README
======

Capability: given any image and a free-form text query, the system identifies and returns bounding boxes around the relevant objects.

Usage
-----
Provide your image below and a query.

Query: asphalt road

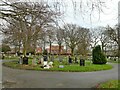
[2,62,118,88]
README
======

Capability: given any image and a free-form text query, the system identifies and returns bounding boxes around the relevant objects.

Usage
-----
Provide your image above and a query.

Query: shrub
[92,45,107,64]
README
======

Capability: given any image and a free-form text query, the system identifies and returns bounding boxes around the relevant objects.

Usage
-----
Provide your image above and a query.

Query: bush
[92,45,107,64]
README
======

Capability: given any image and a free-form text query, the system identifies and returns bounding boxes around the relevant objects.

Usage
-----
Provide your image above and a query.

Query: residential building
[46,45,65,54]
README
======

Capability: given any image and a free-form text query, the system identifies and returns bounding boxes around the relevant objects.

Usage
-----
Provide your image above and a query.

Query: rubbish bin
[80,59,85,66]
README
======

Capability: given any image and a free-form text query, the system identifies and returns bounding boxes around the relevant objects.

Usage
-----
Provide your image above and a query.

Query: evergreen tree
[92,45,107,64]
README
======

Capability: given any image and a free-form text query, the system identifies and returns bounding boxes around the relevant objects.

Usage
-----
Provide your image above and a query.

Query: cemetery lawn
[2,56,19,60]
[107,59,120,63]
[96,80,120,88]
[3,60,113,72]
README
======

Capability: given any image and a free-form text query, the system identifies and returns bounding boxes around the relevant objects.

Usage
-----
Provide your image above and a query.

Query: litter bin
[80,59,85,66]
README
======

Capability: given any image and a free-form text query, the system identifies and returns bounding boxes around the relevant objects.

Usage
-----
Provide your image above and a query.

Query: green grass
[3,60,113,72]
[49,64,112,72]
[3,55,34,60]
[96,80,120,89]
[3,56,19,60]
[107,59,120,63]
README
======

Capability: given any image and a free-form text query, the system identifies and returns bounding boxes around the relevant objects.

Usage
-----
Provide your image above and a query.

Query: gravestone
[29,53,31,56]
[59,65,64,68]
[51,55,54,61]
[2,55,4,59]
[48,61,53,68]
[80,59,85,66]
[32,58,37,66]
[43,55,48,61]
[43,55,48,66]
[40,57,44,65]
[19,56,23,65]
[23,56,28,65]
[68,56,72,64]
[59,56,62,62]
[75,57,78,64]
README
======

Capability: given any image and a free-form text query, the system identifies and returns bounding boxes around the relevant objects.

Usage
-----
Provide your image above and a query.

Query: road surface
[2,61,118,88]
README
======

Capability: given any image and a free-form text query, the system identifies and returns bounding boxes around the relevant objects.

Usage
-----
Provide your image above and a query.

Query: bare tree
[106,25,119,58]
[106,25,118,45]
[62,23,89,55]
[46,26,56,55]
[54,27,64,61]
[55,27,64,55]
[97,26,109,52]
[0,1,61,56]
[1,19,22,54]
[90,29,100,49]
[77,29,91,57]
[39,29,48,52]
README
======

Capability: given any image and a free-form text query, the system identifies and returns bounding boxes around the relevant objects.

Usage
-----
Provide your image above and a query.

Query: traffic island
[3,61,113,72]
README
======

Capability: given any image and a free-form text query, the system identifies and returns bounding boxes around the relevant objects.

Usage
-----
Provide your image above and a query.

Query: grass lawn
[3,55,34,60]
[107,59,120,64]
[3,59,113,72]
[96,80,120,88]
[3,56,19,60]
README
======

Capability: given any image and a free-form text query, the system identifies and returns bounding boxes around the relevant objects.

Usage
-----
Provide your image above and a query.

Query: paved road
[2,62,118,88]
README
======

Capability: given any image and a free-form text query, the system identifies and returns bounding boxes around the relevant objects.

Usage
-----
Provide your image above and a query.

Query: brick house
[46,45,65,54]
[35,47,42,54]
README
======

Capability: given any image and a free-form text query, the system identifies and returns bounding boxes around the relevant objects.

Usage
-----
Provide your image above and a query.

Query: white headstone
[32,58,37,65]
[41,57,44,65]
[16,53,18,56]
[29,53,31,56]
[43,61,48,66]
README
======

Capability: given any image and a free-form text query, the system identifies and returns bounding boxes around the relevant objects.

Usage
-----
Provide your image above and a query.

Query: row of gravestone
[18,56,85,66]
[68,56,85,66]
[18,55,48,65]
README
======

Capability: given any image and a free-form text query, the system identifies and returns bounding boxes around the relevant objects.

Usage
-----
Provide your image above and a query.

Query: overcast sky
[21,0,120,28]
[0,0,119,28]
[63,0,118,28]
[20,0,119,28]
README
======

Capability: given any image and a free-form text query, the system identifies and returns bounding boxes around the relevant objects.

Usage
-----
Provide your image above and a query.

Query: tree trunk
[23,48,26,56]
[101,42,104,52]
[18,45,21,53]
[18,41,21,53]
[71,47,74,56]
[23,42,27,56]
[33,44,36,55]
[59,44,61,55]
[14,46,17,54]
[58,44,61,62]
[43,41,46,52]
[50,41,52,55]
[66,44,67,54]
